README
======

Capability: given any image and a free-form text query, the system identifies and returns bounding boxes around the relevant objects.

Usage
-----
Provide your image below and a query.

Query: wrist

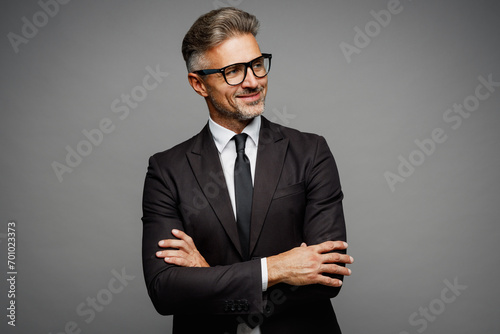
[266,254,285,288]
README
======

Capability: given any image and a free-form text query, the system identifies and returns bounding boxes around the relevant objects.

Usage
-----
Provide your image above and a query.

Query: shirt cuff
[260,257,268,292]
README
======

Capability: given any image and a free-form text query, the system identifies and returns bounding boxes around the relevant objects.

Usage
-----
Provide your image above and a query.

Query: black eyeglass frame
[192,53,272,86]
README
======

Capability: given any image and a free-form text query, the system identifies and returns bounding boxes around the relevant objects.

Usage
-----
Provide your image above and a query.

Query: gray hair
[182,7,260,72]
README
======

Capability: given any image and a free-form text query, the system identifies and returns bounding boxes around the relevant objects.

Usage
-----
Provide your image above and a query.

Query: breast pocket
[272,181,305,199]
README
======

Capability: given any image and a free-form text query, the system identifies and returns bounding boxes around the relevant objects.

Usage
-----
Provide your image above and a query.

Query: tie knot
[233,133,248,153]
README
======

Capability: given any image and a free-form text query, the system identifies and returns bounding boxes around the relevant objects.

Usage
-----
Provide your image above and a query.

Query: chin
[237,109,263,121]
[237,101,265,120]
[237,112,260,121]
[210,97,265,122]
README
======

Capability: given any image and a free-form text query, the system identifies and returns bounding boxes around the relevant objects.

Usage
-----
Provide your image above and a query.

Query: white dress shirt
[208,116,267,334]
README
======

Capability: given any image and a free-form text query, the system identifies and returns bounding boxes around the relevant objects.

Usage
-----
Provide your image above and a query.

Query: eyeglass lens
[224,57,270,85]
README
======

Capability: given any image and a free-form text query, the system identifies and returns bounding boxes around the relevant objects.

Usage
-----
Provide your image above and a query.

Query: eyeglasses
[193,53,272,86]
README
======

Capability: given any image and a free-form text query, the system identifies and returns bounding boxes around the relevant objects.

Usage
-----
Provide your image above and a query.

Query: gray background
[1,0,499,333]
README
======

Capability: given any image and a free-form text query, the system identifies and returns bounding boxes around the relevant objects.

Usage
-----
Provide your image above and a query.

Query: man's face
[201,34,268,121]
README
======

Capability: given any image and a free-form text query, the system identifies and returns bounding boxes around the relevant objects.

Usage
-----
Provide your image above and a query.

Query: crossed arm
[144,135,352,314]
[156,228,353,288]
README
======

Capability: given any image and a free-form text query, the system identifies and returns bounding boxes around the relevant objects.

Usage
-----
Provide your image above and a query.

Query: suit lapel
[186,118,289,260]
[250,117,288,256]
[186,124,243,257]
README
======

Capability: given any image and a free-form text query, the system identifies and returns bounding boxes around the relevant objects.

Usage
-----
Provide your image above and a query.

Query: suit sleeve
[278,135,347,302]
[142,155,263,316]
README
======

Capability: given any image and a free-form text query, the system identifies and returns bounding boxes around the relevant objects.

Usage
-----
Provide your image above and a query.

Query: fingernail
[338,280,343,286]
[156,251,161,256]
[164,257,170,262]
[172,229,178,234]
[343,242,348,248]
[158,240,164,246]
[348,269,352,275]
[350,256,354,263]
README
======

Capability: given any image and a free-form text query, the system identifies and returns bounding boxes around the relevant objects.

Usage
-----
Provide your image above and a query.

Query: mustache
[234,86,264,97]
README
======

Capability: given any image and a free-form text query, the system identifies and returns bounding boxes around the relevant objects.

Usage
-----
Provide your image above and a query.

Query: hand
[267,241,353,288]
[156,229,209,268]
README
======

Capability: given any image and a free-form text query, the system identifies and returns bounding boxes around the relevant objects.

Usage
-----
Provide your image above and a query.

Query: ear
[188,73,209,97]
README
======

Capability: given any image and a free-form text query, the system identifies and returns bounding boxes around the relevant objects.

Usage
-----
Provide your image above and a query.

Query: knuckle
[323,276,332,286]
[325,241,335,250]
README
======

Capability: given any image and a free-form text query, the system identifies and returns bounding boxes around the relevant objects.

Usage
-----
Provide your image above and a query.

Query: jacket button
[225,300,234,312]
[241,299,249,312]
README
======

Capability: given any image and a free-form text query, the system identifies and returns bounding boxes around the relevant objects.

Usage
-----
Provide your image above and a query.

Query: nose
[240,66,259,89]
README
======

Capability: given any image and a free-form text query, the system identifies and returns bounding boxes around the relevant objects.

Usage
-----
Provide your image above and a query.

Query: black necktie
[233,133,253,260]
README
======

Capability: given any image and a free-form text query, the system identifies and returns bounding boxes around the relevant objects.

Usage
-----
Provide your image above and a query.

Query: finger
[320,264,352,276]
[314,240,348,254]
[164,256,191,267]
[315,275,343,287]
[156,249,187,259]
[171,229,196,248]
[158,239,189,251]
[322,253,354,264]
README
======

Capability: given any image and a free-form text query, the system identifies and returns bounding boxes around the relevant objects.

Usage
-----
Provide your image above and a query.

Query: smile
[236,91,261,103]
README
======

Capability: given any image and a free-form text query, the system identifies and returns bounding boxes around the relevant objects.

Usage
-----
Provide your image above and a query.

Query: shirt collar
[208,115,261,153]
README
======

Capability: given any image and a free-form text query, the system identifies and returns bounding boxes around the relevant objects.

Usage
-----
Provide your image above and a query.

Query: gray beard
[208,89,265,121]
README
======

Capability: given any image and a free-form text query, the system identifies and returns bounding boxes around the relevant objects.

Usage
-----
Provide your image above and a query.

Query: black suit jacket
[142,117,346,333]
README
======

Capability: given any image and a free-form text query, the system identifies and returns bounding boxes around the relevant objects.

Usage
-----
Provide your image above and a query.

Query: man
[142,7,353,334]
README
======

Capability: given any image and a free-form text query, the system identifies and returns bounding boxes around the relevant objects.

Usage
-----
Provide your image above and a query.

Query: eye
[225,65,243,77]
[253,60,264,68]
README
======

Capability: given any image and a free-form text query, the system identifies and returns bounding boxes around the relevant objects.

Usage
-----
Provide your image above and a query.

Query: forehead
[204,33,262,68]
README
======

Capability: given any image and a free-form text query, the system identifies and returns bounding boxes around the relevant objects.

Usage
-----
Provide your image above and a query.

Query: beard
[208,86,266,121]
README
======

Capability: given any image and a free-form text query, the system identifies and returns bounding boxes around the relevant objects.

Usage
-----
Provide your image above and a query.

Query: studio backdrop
[1,0,499,333]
